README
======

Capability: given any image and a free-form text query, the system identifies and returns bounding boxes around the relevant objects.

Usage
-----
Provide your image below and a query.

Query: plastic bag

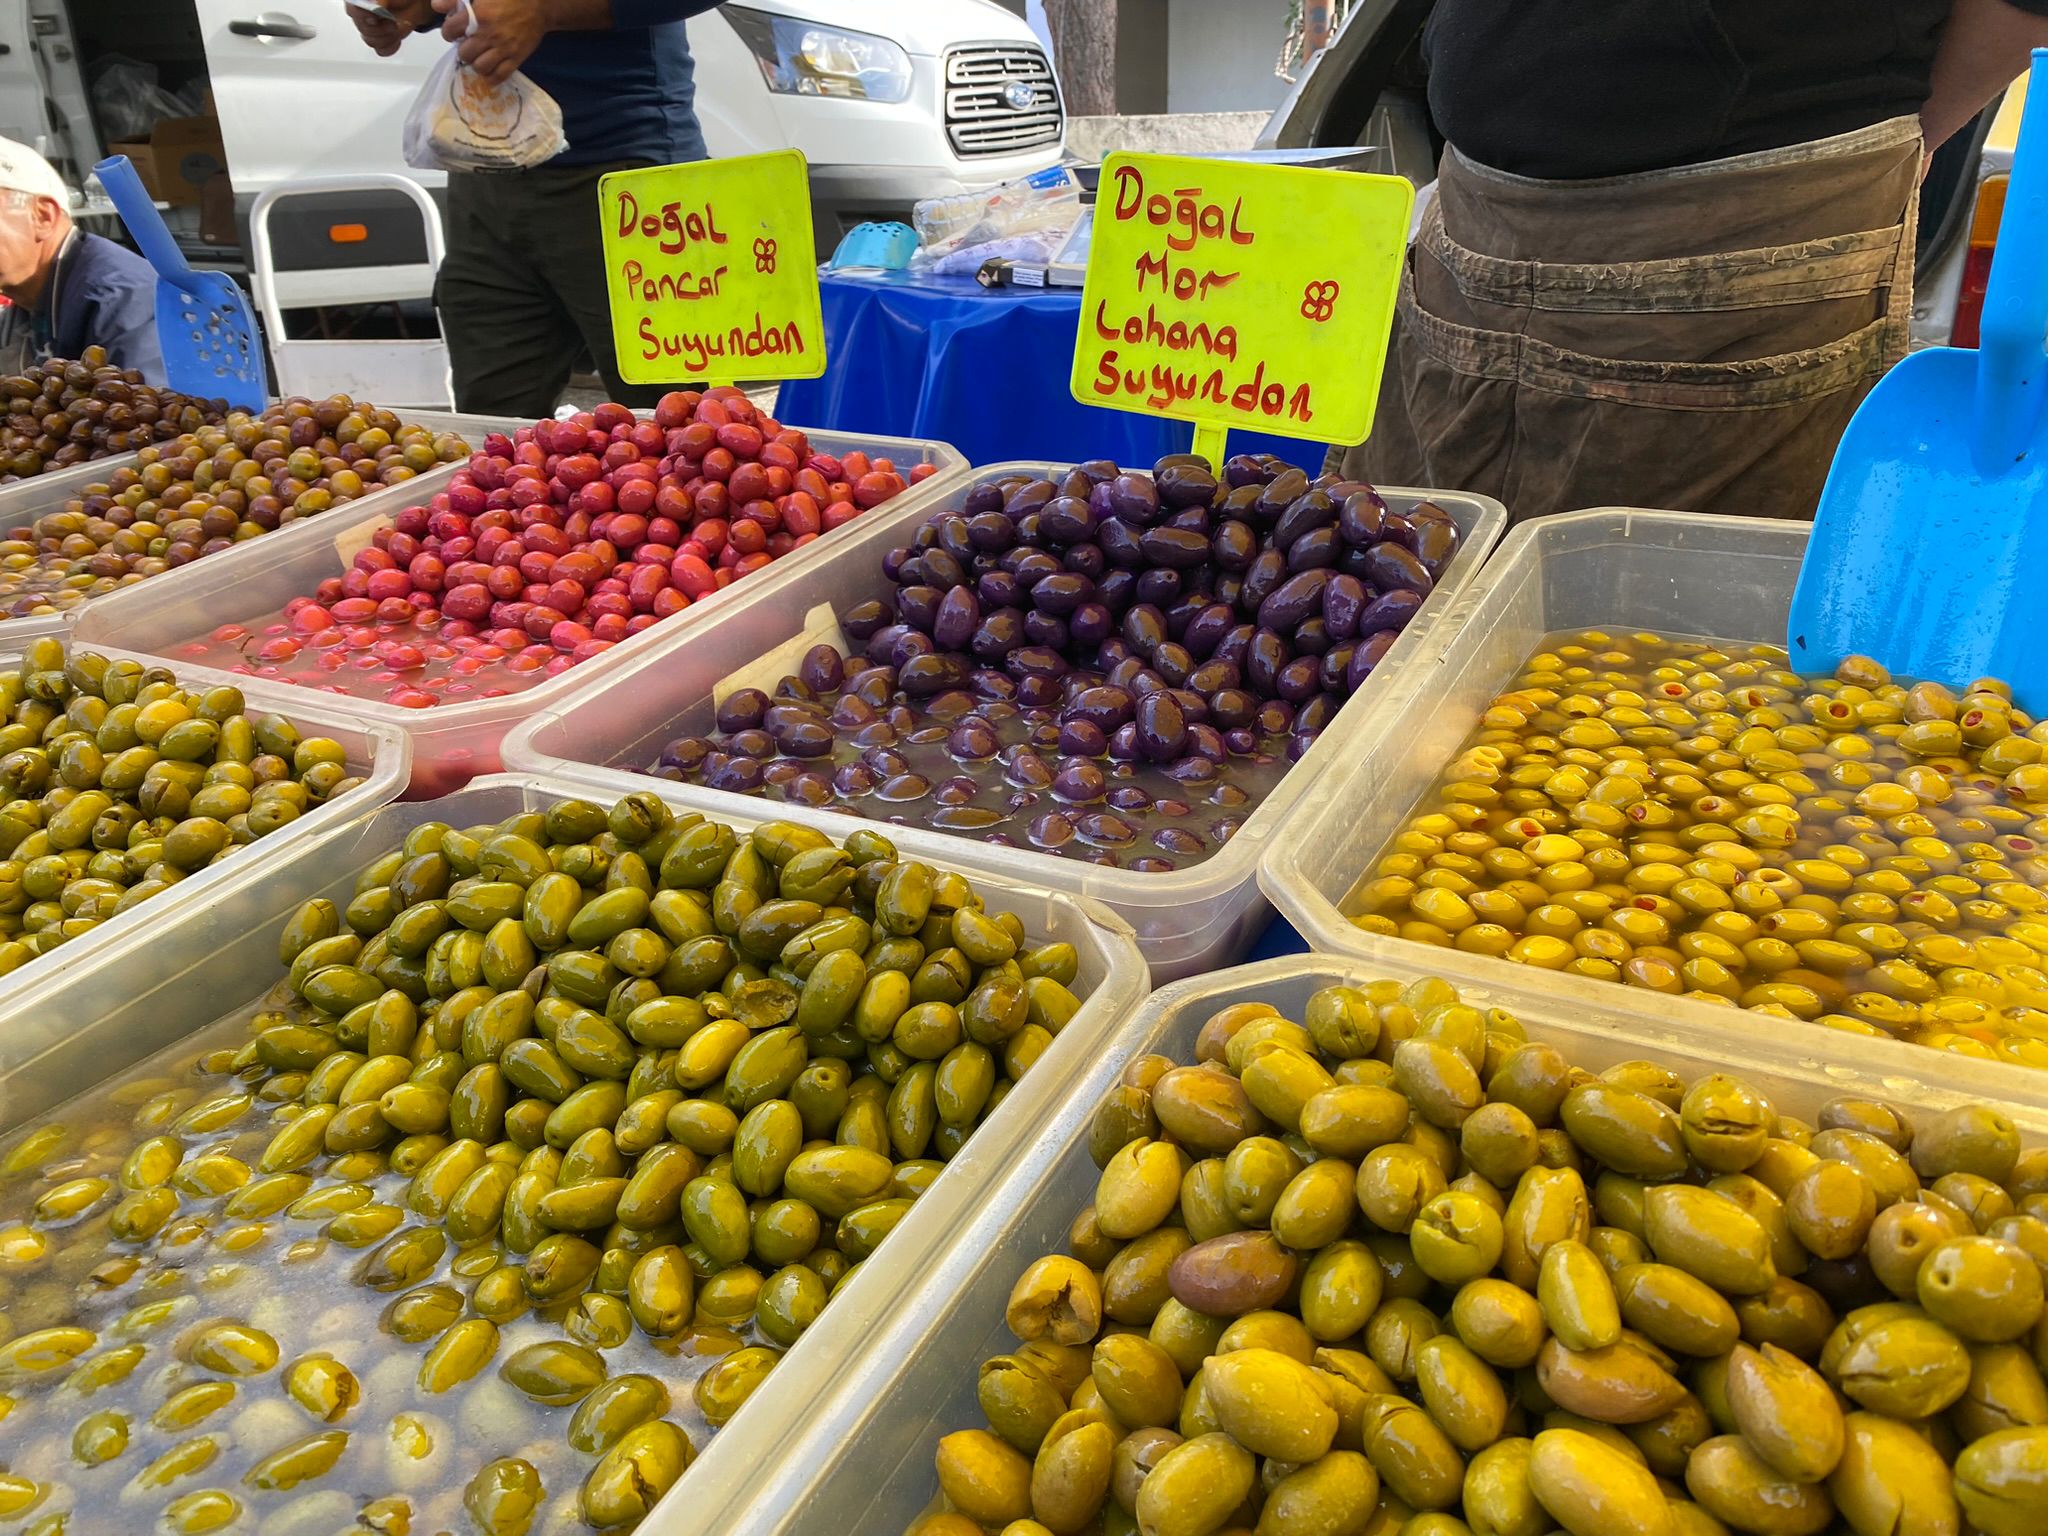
[89,57,192,143]
[910,166,1079,269]
[401,8,567,173]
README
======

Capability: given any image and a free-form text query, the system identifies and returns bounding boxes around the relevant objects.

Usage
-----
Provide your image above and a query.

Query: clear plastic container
[725,949,2048,1536]
[0,410,516,655]
[503,463,1507,981]
[0,638,411,1000]
[0,769,1148,1536]
[70,428,969,796]
[1255,506,2048,1104]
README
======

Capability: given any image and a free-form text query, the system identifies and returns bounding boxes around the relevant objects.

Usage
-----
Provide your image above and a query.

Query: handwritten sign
[1070,153,1413,458]
[599,148,825,386]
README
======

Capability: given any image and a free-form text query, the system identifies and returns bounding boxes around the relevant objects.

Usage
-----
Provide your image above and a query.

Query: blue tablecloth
[779,269,1332,470]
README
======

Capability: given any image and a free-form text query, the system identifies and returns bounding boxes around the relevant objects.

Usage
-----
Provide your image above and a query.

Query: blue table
[778,269,1332,470]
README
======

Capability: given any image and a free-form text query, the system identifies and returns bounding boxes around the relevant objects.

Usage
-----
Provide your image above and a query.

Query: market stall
[1,121,2046,1536]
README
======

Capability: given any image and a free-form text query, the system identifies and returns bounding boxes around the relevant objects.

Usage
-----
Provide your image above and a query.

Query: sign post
[1069,152,1413,469]
[599,148,826,389]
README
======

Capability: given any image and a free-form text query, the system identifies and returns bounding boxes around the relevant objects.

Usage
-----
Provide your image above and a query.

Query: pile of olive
[0,349,224,483]
[1348,637,2048,1064]
[0,794,1086,1533]
[909,977,2048,1536]
[0,638,360,974]
[0,393,469,620]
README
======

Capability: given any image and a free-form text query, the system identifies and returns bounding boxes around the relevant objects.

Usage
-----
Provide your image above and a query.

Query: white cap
[0,138,69,205]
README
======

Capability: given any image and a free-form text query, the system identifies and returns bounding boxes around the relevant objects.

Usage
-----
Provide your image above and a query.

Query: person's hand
[345,0,437,53]
[434,0,548,86]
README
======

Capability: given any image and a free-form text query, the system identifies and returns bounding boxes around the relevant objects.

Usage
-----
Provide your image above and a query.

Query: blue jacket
[34,231,164,384]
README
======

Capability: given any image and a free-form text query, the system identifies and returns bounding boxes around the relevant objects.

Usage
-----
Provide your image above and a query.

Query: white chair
[249,173,453,408]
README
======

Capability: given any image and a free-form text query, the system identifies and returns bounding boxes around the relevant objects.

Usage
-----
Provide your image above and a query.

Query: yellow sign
[599,148,825,387]
[1071,152,1413,457]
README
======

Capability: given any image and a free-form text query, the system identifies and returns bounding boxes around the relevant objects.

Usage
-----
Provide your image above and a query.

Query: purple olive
[921,548,967,591]
[707,757,765,793]
[795,646,843,695]
[1017,674,1061,709]
[658,736,713,772]
[1013,513,1045,547]
[1240,550,1288,616]
[1166,507,1213,540]
[1003,479,1057,520]
[1139,526,1210,570]
[966,510,1016,552]
[1275,657,1321,704]
[1188,659,1241,696]
[1176,603,1232,660]
[970,610,1025,661]
[1134,568,1182,610]
[1296,694,1338,735]
[881,547,915,582]
[850,720,898,749]
[1213,573,1245,610]
[1067,685,1135,732]
[1416,517,1460,576]
[1121,605,1168,655]
[1165,755,1218,785]
[715,688,769,734]
[1006,646,1067,680]
[932,586,981,650]
[1257,569,1333,635]
[1286,525,1341,572]
[1253,468,1309,524]
[1155,828,1206,857]
[894,586,942,633]
[1271,490,1337,549]
[1153,642,1194,687]
[1247,630,1291,696]
[933,774,979,806]
[1023,611,1069,650]
[1107,473,1161,525]
[1009,549,1062,585]
[1338,488,1389,546]
[876,773,932,803]
[1097,517,1146,570]
[1058,543,1102,581]
[1134,692,1188,763]
[1097,568,1139,609]
[1052,761,1107,804]
[1069,603,1114,646]
[1355,588,1425,637]
[1257,699,1296,734]
[948,719,1000,760]
[1210,519,1258,572]
[1294,619,1331,656]
[729,728,775,760]
[1076,812,1140,848]
[1222,454,1273,489]
[1027,811,1076,848]
[1321,644,1355,694]
[849,670,893,708]
[962,482,1005,516]
[1059,719,1108,756]
[900,654,968,697]
[1168,687,1208,724]
[1155,462,1218,510]
[833,762,879,796]
[840,599,893,642]
[890,630,934,668]
[1032,572,1095,616]
[1378,512,1420,554]
[1040,496,1097,544]
[774,719,835,758]
[1346,630,1398,690]
[977,569,1020,608]
[970,668,1017,702]
[1214,625,1255,668]
[1363,542,1433,596]
[762,699,821,734]
[1322,574,1370,639]
[1223,726,1258,755]
[1186,723,1226,761]
[864,623,909,665]
[934,515,976,564]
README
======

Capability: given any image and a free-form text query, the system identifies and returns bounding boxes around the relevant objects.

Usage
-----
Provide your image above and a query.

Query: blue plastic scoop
[94,155,265,409]
[1788,51,2048,701]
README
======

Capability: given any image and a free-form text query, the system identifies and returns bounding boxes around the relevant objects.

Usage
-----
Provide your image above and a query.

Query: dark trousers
[437,162,676,418]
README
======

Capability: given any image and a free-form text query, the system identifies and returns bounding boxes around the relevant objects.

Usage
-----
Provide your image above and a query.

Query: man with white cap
[0,138,163,383]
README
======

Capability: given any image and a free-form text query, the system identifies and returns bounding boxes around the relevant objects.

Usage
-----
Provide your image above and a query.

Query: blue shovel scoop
[1788,52,2048,701]
[94,155,265,409]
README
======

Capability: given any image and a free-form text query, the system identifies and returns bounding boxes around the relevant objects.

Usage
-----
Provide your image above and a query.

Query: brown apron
[1332,117,1924,523]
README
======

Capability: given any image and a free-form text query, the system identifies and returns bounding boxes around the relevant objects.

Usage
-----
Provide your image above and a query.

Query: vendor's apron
[1334,117,1923,522]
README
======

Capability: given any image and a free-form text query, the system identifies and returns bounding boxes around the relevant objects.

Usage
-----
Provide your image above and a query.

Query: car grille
[944,44,1063,157]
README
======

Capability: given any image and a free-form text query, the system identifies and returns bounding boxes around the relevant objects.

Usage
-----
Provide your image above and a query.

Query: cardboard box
[106,115,227,207]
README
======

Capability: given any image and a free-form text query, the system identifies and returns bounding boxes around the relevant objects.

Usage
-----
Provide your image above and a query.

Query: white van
[0,0,1063,291]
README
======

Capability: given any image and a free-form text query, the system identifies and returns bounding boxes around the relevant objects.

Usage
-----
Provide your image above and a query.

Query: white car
[0,0,1062,284]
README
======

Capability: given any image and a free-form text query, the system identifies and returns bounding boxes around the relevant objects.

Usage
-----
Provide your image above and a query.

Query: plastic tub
[0,639,411,1001]
[0,409,515,655]
[0,770,1147,1536]
[503,462,1506,981]
[72,428,969,796]
[1256,506,2048,1103]
[728,950,2048,1536]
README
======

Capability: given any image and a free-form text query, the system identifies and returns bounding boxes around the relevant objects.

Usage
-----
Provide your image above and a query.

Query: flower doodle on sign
[1300,279,1340,323]
[753,237,778,275]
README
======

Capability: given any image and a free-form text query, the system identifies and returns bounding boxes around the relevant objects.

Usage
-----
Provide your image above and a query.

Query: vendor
[0,139,163,383]
[1336,0,2048,522]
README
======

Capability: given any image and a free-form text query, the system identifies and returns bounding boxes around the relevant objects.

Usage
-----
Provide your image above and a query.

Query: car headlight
[724,7,914,103]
